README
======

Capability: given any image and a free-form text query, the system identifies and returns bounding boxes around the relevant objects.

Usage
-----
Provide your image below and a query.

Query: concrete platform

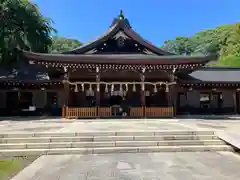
[1,118,240,150]
[10,152,240,180]
[0,118,240,134]
[1,118,240,179]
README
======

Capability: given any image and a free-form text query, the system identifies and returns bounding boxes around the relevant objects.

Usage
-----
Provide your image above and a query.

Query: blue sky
[34,0,239,46]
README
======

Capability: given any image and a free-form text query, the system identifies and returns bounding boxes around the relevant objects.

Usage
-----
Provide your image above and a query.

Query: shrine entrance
[110,95,122,106]
[109,90,129,117]
[63,81,175,118]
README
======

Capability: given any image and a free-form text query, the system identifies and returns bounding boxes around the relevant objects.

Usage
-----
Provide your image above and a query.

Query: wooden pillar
[168,69,176,106]
[62,66,69,118]
[96,67,100,117]
[165,84,170,106]
[140,68,146,117]
[170,84,177,107]
[233,90,237,114]
[167,69,177,116]
[165,83,176,117]
[168,68,179,115]
[140,87,145,106]
[95,67,100,105]
[140,68,146,106]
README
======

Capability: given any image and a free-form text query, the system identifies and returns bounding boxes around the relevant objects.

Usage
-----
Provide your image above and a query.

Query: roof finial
[119,9,125,20]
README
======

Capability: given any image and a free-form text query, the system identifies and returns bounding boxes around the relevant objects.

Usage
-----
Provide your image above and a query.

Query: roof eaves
[198,67,240,71]
[122,27,175,56]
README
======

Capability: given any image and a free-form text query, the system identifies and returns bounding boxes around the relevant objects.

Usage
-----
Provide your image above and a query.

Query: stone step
[0,145,233,156]
[0,140,226,149]
[0,130,215,138]
[0,135,219,144]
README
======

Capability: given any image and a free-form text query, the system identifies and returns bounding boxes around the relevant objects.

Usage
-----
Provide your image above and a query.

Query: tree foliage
[0,0,55,64]
[49,36,82,53]
[163,36,196,55]
[161,23,240,67]
[217,23,240,66]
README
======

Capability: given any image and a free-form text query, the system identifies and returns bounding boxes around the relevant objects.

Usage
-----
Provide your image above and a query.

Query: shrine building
[1,11,239,118]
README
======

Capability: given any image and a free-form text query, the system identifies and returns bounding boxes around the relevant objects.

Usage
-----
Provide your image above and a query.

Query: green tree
[161,23,240,67]
[0,0,55,64]
[162,26,231,56]
[218,23,240,66]
[162,36,196,55]
[192,25,232,55]
[50,36,82,53]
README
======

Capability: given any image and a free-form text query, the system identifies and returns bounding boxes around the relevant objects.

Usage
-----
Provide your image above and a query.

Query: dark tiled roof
[66,23,119,54]
[188,67,240,82]
[63,16,174,55]
[23,51,215,65]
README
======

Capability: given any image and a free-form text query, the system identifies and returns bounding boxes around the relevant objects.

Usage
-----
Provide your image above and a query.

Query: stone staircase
[0,130,234,156]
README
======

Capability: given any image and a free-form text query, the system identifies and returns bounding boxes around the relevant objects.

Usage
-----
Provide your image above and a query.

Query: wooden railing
[145,107,174,117]
[63,106,174,119]
[98,107,112,117]
[65,107,97,118]
[130,107,144,117]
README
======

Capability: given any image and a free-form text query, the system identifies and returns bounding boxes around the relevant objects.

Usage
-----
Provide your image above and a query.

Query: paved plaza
[1,117,240,134]
[1,117,240,179]
[11,152,240,180]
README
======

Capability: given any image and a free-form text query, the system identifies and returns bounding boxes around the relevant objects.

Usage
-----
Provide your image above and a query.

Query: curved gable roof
[63,12,174,56]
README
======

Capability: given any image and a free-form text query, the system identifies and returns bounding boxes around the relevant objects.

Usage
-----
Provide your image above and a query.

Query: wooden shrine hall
[1,11,240,118]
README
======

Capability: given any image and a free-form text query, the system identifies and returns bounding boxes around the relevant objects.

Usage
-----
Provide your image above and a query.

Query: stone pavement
[0,120,69,133]
[11,152,240,180]
[0,119,187,133]
[179,120,240,150]
[0,118,240,179]
[1,117,240,133]
[1,118,240,149]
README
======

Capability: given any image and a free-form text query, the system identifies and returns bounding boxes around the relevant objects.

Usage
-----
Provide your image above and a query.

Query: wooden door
[6,92,19,115]
[236,92,240,114]
[46,92,61,116]
[176,92,187,114]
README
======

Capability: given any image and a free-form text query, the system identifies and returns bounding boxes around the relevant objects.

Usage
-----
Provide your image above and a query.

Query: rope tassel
[81,84,84,92]
[89,84,92,92]
[165,84,169,92]
[97,83,100,92]
[120,84,123,92]
[111,84,114,92]
[141,83,145,91]
[133,83,136,92]
[74,84,78,92]
[125,84,128,91]
[105,84,108,92]
[154,84,157,93]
